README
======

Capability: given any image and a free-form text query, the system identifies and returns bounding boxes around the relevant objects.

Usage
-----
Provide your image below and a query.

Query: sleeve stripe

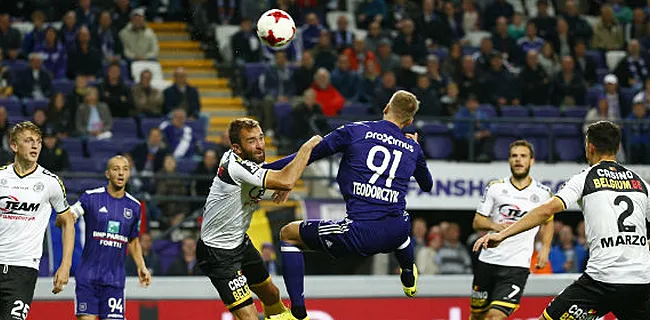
[554,196,567,210]
[56,207,71,215]
[262,170,269,188]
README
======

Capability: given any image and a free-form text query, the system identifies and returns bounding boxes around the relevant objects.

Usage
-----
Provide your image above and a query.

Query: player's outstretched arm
[409,134,433,192]
[536,218,555,269]
[265,135,322,190]
[53,210,75,294]
[128,238,151,287]
[472,213,508,232]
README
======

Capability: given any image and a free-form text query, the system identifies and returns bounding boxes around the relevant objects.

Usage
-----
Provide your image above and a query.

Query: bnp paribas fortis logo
[107,220,121,234]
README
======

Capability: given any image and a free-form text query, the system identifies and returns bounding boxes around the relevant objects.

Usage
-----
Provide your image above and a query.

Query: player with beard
[196,118,321,320]
[470,140,554,320]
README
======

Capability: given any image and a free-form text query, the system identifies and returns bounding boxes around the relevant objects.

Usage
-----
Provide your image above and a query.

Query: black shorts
[0,264,38,320]
[543,274,650,320]
[196,236,270,311]
[470,260,529,316]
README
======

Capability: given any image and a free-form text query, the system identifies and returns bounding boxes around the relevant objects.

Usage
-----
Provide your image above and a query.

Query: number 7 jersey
[555,160,650,284]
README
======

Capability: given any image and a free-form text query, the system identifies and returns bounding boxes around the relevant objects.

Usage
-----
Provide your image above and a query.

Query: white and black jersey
[555,160,650,284]
[200,150,269,250]
[0,164,69,270]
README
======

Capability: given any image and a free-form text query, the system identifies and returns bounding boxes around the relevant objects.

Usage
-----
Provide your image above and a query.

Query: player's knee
[485,309,507,320]
[280,222,300,243]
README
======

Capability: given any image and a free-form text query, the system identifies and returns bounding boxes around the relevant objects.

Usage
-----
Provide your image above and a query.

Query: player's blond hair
[10,121,42,144]
[387,90,419,124]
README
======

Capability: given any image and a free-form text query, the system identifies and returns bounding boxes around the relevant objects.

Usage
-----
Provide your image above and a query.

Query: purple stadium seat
[327,118,349,130]
[552,124,581,136]
[3,60,28,77]
[478,104,497,118]
[153,240,182,274]
[518,124,549,160]
[244,63,267,82]
[24,99,49,115]
[431,48,448,61]
[122,138,144,154]
[87,139,121,157]
[52,79,75,95]
[112,118,139,138]
[8,116,29,125]
[274,102,293,138]
[187,120,206,140]
[596,68,608,84]
[67,179,106,194]
[60,138,84,156]
[340,103,369,116]
[500,106,529,118]
[563,106,590,118]
[491,123,519,136]
[462,46,479,56]
[69,157,100,173]
[531,106,561,118]
[0,98,22,116]
[555,137,584,161]
[586,87,604,108]
[424,136,452,159]
[586,50,605,69]
[493,137,518,160]
[176,158,199,174]
[420,123,449,135]
[619,87,638,107]
[140,117,164,136]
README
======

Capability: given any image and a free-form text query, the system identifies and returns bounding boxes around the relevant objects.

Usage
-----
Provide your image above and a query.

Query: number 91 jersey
[555,160,650,284]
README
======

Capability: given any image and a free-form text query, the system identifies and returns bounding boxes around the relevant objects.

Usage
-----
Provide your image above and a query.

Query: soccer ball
[256,9,296,49]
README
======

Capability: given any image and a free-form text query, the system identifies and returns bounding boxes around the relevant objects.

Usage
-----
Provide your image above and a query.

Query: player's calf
[485,309,508,320]
[231,304,260,320]
[469,312,486,320]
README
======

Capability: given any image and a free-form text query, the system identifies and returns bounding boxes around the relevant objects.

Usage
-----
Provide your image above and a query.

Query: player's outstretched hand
[536,251,550,269]
[138,267,152,288]
[472,233,504,252]
[272,190,291,204]
[52,266,70,294]
[405,132,419,143]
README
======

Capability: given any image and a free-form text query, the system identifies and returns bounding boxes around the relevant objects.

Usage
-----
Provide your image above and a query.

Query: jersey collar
[12,163,38,179]
[509,176,532,191]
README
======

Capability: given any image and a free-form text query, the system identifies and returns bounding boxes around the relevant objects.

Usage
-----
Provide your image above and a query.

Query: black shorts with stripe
[470,260,529,316]
[196,236,270,311]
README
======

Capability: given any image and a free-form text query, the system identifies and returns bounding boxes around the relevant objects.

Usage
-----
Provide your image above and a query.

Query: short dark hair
[509,140,535,158]
[228,118,260,145]
[586,121,621,155]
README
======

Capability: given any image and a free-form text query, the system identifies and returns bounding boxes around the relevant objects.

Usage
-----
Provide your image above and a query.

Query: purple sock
[395,237,415,286]
[281,241,307,319]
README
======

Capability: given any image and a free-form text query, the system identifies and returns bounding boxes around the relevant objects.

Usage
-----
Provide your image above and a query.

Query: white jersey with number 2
[555,160,650,284]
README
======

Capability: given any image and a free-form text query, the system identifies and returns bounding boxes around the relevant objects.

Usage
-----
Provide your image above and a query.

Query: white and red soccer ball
[257,9,296,49]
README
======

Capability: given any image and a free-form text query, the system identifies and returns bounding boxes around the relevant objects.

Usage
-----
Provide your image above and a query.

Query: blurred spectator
[0,13,21,60]
[22,11,47,56]
[458,55,480,101]
[125,233,162,276]
[633,77,650,109]
[625,8,648,42]
[166,237,202,276]
[416,225,443,275]
[441,82,461,116]
[573,40,598,86]
[119,8,159,61]
[483,0,514,31]
[480,53,519,107]
[520,50,551,105]
[331,54,360,102]
[100,62,133,117]
[473,37,494,73]
[603,74,626,117]
[190,148,218,199]
[415,0,436,45]
[376,39,400,74]
[576,221,586,247]
[292,51,316,96]
[292,88,328,148]
[625,96,650,163]
[311,68,344,116]
[163,67,201,119]
[532,0,557,40]
[492,17,519,66]
[215,0,235,24]
[552,18,574,58]
[388,0,419,30]
[396,55,417,90]
[359,60,381,104]
[372,71,399,115]
[443,42,463,83]
[261,242,277,275]
[562,0,593,41]
[230,18,262,65]
[437,223,472,274]
[549,225,587,273]
[132,69,164,117]
[0,50,12,97]
[412,217,427,254]
[131,127,168,174]
[76,0,99,28]
[453,94,493,161]
[214,130,230,157]
[32,109,48,131]
[38,127,70,172]
[300,13,326,51]
[36,27,68,79]
[156,156,190,235]
[611,0,633,24]
[392,19,426,63]
[425,55,449,97]
[258,51,293,133]
[518,21,546,57]
[365,21,391,53]
[508,12,526,40]
[263,39,302,64]
[584,96,618,133]
[312,30,338,71]
[67,26,103,80]
[539,41,562,80]
[93,10,123,63]
[614,39,649,89]
[76,87,113,139]
[111,0,132,32]
[553,56,586,106]
[435,2,465,48]
[47,92,74,136]
[159,108,195,159]
[0,107,8,150]
[15,53,53,99]
[461,0,480,32]
[356,0,387,30]
[67,75,90,114]
[59,11,79,50]
[343,39,376,72]
[331,15,355,53]
[593,5,625,51]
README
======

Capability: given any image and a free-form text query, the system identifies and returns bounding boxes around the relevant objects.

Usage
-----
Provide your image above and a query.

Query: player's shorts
[300,212,411,257]
[75,281,125,319]
[470,260,529,316]
[543,273,650,320]
[196,235,270,311]
[0,264,38,320]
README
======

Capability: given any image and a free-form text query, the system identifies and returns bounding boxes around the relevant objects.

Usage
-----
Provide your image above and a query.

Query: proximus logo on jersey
[0,195,40,213]
[498,204,527,222]
[364,131,414,152]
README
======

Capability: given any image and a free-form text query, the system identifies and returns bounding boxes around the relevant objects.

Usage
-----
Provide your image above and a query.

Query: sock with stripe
[395,237,415,287]
[280,241,308,319]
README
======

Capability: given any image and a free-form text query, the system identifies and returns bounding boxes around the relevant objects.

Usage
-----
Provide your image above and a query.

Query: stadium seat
[531,105,561,118]
[424,135,452,159]
[431,48,448,61]
[555,137,584,161]
[493,136,519,160]
[586,50,605,69]
[596,68,609,83]
[61,138,84,155]
[340,103,369,116]
[606,50,626,71]
[52,79,75,95]
[462,46,479,56]
[563,106,590,119]
[121,138,144,154]
[187,120,207,141]
[140,117,165,136]
[87,139,122,158]
[500,106,529,118]
[152,240,182,274]
[327,118,349,130]
[8,116,29,125]
[518,124,549,160]
[69,157,101,173]
[274,102,293,138]
[420,123,449,135]
[586,86,604,107]
[24,99,49,115]
[243,63,267,83]
[619,87,638,109]
[112,118,139,139]
[0,99,22,116]
[478,104,497,118]
[552,123,581,136]
[176,158,199,174]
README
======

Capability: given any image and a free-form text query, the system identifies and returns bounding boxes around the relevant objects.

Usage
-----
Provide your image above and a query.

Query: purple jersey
[73,186,141,287]
[266,120,433,220]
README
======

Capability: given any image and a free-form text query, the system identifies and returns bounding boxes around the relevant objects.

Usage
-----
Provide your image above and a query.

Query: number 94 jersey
[555,160,650,284]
